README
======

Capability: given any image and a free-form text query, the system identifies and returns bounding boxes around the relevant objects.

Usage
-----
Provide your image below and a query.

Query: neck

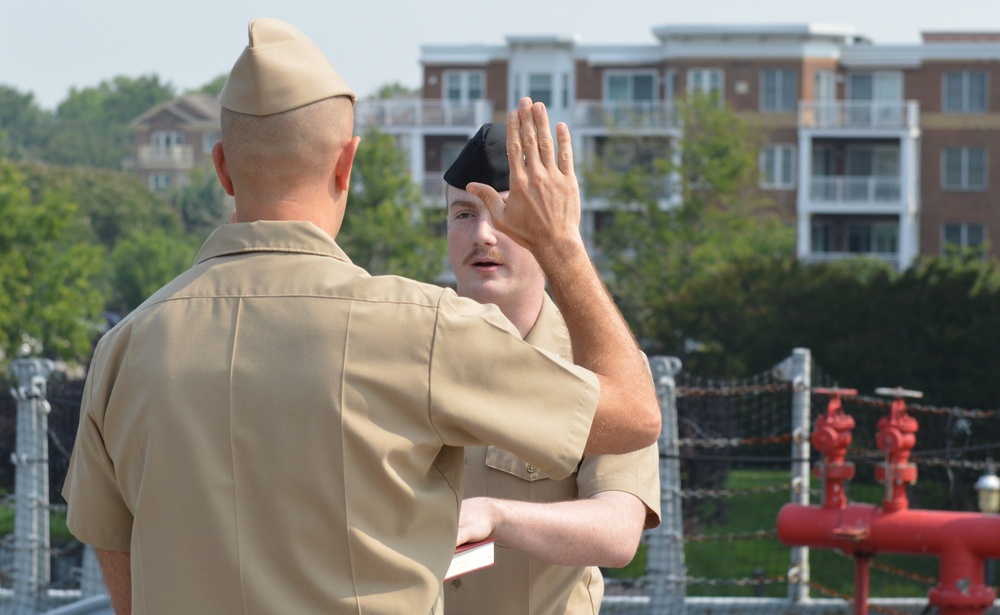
[482,291,545,339]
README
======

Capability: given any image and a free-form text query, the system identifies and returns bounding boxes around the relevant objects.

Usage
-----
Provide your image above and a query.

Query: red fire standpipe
[777,389,1000,615]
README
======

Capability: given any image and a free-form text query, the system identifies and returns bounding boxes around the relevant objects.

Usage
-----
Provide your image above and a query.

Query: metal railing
[354,99,493,129]
[799,101,920,131]
[572,101,677,131]
[809,176,903,204]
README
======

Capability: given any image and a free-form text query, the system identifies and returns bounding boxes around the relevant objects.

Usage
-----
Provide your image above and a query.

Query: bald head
[221,96,355,188]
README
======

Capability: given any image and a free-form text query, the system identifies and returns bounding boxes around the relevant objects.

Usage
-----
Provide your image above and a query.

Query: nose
[472,218,498,247]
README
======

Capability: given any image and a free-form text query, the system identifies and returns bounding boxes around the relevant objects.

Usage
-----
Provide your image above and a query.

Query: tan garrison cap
[219,17,357,116]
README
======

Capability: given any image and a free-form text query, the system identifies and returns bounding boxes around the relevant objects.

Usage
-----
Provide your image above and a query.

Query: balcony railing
[572,101,677,130]
[355,99,493,129]
[799,101,919,130]
[133,144,195,169]
[809,176,903,204]
[805,251,899,269]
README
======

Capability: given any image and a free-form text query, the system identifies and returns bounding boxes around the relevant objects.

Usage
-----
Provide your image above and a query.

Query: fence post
[647,355,685,615]
[9,357,55,614]
[775,348,812,605]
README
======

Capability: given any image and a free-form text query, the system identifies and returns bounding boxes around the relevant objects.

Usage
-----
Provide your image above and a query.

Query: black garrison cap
[443,123,509,191]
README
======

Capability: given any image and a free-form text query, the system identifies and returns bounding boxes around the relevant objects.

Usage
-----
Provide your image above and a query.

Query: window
[847,222,897,254]
[942,147,987,190]
[942,223,986,254]
[606,71,656,102]
[687,69,723,104]
[528,73,552,106]
[151,130,183,150]
[562,73,570,108]
[149,173,173,191]
[443,71,485,103]
[943,71,987,114]
[760,144,796,189]
[761,69,798,112]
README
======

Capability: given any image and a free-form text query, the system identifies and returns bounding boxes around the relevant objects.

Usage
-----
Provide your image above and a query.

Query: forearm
[541,240,660,454]
[95,548,131,615]
[464,492,647,568]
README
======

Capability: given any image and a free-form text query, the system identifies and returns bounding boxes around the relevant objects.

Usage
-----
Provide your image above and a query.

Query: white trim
[652,23,858,41]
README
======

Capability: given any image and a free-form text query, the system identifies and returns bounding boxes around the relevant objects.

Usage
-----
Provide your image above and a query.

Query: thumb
[466,182,506,225]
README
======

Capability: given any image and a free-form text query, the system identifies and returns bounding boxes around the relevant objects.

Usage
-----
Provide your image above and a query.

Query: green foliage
[194,74,229,98]
[0,160,105,363]
[47,75,175,169]
[370,81,421,100]
[674,253,1000,408]
[16,160,181,249]
[587,95,795,351]
[110,228,197,314]
[0,86,54,161]
[170,166,230,240]
[340,128,446,280]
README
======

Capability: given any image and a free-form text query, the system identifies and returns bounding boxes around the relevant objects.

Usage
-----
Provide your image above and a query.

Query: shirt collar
[195,220,353,265]
[523,293,572,361]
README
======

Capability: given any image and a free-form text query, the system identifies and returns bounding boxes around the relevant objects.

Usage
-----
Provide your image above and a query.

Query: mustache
[462,248,506,267]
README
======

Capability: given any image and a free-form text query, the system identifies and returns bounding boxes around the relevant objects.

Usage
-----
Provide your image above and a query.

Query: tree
[46,75,175,168]
[370,81,421,100]
[170,166,230,240]
[16,161,181,250]
[109,229,198,314]
[195,74,229,98]
[586,94,795,353]
[0,160,105,364]
[339,128,446,281]
[0,85,54,161]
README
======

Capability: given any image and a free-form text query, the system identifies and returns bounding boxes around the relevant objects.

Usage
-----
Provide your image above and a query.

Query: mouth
[465,251,505,268]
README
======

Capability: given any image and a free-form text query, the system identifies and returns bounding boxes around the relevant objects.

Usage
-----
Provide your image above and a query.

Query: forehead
[446,185,509,209]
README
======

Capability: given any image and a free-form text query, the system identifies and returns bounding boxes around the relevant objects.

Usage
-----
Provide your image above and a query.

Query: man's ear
[334,135,362,193]
[212,141,235,196]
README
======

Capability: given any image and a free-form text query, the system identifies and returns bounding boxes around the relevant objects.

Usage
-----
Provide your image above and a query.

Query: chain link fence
[0,351,998,613]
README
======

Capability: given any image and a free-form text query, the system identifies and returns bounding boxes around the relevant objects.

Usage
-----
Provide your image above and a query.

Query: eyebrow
[448,200,478,211]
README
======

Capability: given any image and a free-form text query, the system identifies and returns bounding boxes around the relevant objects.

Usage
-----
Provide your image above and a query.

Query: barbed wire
[681,483,795,499]
[685,529,777,543]
[806,580,919,615]
[678,382,792,398]
[677,434,792,448]
[844,394,999,420]
[831,550,937,586]
[683,574,787,587]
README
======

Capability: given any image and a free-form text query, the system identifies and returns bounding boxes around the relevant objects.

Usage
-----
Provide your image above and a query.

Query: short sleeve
[576,443,662,529]
[428,293,599,481]
[62,341,134,552]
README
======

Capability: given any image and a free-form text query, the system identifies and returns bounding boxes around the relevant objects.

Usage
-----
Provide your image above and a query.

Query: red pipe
[779,390,999,615]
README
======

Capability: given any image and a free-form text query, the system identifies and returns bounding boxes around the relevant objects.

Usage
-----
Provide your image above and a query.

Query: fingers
[512,97,558,172]
[556,122,574,176]
[466,182,505,224]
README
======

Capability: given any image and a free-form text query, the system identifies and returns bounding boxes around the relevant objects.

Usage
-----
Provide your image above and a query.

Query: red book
[444,539,497,581]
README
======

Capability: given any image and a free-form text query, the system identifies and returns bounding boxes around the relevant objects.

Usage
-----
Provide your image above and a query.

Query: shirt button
[526,465,536,474]
[451,579,462,589]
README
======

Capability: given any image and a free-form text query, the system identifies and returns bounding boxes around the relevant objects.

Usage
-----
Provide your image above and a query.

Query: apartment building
[123,93,221,192]
[354,24,1000,270]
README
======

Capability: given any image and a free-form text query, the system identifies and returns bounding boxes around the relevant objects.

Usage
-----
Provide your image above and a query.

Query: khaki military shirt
[62,221,599,615]
[444,295,661,615]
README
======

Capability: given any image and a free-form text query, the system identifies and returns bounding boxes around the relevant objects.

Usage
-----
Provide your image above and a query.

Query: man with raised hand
[62,17,659,615]
[443,122,661,615]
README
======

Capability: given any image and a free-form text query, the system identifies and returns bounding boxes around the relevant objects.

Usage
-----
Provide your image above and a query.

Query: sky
[7,0,1000,111]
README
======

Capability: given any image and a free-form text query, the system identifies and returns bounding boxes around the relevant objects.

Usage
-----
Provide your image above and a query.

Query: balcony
[799,101,919,131]
[354,99,493,130]
[131,144,195,170]
[804,251,899,270]
[809,176,902,205]
[572,101,677,131]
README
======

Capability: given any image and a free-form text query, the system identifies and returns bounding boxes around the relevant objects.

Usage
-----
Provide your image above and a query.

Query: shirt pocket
[484,446,550,481]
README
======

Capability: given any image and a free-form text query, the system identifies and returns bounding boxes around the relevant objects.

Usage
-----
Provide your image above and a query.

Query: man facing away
[441,124,661,615]
[61,17,660,615]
